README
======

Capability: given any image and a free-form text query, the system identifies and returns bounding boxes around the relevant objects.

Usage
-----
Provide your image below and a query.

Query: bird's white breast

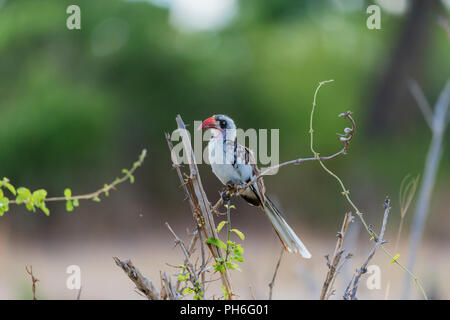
[208,137,253,185]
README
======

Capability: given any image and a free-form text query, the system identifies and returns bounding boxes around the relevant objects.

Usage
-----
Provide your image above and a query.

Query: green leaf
[234,244,244,256]
[0,196,10,216]
[66,200,74,212]
[72,199,79,207]
[39,204,50,216]
[16,187,31,204]
[3,180,16,196]
[64,188,72,199]
[182,287,193,295]
[93,196,101,202]
[227,262,242,272]
[231,229,245,241]
[206,237,227,250]
[216,221,227,233]
[390,254,400,265]
[25,202,35,212]
[32,189,47,203]
[231,256,244,262]
[129,175,135,184]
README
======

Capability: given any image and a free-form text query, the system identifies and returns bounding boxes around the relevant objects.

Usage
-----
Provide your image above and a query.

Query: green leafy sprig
[206,199,245,288]
[0,149,147,216]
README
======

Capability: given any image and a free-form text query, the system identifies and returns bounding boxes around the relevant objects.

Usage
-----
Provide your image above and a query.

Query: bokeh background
[0,0,449,299]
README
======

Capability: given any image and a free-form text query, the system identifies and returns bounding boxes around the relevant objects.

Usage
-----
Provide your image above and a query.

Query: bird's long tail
[263,196,311,258]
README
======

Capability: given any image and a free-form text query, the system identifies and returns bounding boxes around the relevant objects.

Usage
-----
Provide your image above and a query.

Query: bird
[200,114,311,258]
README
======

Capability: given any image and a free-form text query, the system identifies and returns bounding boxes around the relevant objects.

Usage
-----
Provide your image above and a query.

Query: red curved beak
[199,116,216,130]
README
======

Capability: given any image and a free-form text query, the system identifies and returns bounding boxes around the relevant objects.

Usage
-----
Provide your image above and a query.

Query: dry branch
[166,222,202,298]
[344,198,391,300]
[160,272,180,300]
[167,115,233,297]
[113,257,160,300]
[165,133,207,290]
[25,265,39,300]
[268,246,285,300]
[320,212,353,300]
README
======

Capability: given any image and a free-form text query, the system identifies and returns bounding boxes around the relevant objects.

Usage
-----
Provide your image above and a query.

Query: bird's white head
[199,114,236,140]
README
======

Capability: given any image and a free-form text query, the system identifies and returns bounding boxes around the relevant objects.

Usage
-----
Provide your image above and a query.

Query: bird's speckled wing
[224,140,266,206]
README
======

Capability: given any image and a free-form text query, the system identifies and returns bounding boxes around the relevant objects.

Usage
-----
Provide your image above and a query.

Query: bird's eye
[220,120,227,128]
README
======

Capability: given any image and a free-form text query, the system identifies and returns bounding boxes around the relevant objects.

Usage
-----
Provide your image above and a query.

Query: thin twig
[344,198,391,300]
[268,246,285,300]
[320,212,353,300]
[174,230,199,291]
[166,222,203,299]
[249,285,257,300]
[76,286,82,300]
[385,174,419,300]
[238,111,354,192]
[325,253,353,299]
[25,265,39,300]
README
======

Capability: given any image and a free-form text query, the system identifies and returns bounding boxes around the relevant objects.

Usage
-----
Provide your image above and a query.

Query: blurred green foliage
[0,0,448,226]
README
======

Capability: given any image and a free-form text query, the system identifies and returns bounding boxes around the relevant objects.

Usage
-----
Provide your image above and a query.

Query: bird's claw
[221,190,231,202]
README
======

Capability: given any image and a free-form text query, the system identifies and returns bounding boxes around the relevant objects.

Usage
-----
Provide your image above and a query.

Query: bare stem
[268,246,284,300]
[25,265,39,300]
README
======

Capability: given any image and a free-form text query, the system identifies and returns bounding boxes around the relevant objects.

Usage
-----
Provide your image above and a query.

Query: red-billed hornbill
[200,114,311,258]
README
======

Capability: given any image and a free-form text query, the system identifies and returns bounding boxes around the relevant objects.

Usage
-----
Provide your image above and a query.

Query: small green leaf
[73,199,79,207]
[227,262,242,272]
[234,244,244,256]
[64,188,72,199]
[3,179,16,196]
[66,200,74,212]
[129,175,135,184]
[231,229,245,241]
[390,254,400,265]
[182,287,193,295]
[16,187,31,204]
[40,204,50,216]
[216,221,227,233]
[0,196,10,216]
[231,256,244,262]
[32,189,47,203]
[93,196,101,202]
[206,237,227,250]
